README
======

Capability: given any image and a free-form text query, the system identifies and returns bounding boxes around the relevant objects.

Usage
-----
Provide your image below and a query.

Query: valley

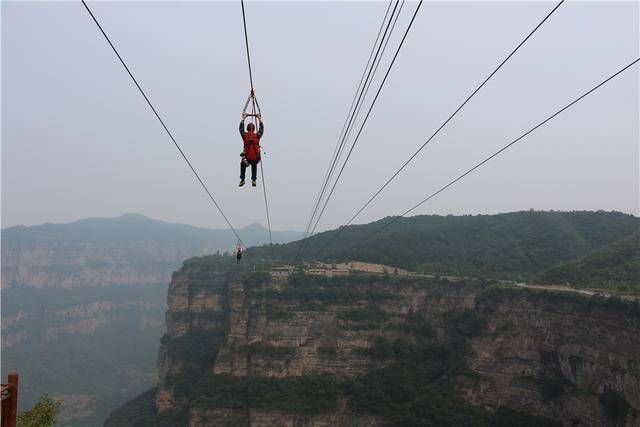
[2,210,637,426]
[0,214,301,426]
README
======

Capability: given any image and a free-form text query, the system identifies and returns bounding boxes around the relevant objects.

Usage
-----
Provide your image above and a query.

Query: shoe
[252,180,257,187]
[239,179,245,187]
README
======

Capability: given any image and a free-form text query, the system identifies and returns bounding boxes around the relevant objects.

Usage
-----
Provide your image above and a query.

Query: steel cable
[81,0,245,246]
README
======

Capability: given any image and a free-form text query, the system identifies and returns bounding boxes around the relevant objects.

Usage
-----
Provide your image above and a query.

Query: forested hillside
[250,211,639,280]
[537,231,639,292]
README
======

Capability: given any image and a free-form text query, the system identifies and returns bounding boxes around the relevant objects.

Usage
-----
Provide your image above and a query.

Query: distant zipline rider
[239,88,264,187]
[236,241,243,263]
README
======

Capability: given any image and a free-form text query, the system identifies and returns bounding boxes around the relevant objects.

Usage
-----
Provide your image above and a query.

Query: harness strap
[241,93,253,114]
[253,95,262,116]
[241,90,262,117]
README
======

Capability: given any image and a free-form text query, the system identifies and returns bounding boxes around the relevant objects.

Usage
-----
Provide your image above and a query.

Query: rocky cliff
[106,256,640,426]
[1,215,305,426]
[1,283,167,426]
[1,213,303,290]
[1,285,165,349]
[1,239,220,289]
[463,287,640,426]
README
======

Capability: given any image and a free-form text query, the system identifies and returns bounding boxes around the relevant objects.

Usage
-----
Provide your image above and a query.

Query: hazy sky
[2,1,638,232]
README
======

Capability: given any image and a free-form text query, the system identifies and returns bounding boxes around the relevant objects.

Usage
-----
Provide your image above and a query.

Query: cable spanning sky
[2,1,638,230]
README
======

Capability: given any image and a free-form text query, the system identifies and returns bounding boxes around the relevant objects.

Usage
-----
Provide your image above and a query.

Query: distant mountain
[1,213,303,289]
[1,214,302,426]
[2,213,301,247]
[537,231,640,292]
[249,211,639,280]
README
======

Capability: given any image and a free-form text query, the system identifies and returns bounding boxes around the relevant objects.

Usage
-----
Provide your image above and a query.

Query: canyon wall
[107,256,640,426]
[0,215,303,426]
[1,239,221,290]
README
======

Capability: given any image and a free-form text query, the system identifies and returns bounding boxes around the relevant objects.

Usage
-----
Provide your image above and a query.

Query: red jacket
[239,120,264,162]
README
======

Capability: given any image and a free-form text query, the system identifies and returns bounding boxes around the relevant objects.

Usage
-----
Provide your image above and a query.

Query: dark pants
[240,160,259,181]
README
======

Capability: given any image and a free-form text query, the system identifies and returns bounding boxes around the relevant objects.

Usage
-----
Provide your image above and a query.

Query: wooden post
[0,391,5,427]
[1,373,18,427]
[7,373,18,427]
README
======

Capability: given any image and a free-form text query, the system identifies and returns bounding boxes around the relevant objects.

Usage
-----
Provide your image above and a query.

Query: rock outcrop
[1,240,219,289]
[461,288,640,426]
[108,257,640,426]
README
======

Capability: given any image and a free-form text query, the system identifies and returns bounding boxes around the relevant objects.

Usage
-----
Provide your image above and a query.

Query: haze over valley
[2,210,638,425]
[2,1,637,426]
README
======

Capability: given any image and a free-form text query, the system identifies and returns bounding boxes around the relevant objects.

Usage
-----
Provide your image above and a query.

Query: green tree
[17,394,61,427]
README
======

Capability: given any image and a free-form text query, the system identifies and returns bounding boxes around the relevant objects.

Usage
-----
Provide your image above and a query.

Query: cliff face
[0,215,231,375]
[1,282,168,426]
[1,295,163,349]
[462,289,640,426]
[109,257,640,427]
[1,213,303,290]
[1,240,220,289]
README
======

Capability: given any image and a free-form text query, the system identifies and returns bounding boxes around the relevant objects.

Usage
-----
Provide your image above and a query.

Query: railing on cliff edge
[1,373,19,427]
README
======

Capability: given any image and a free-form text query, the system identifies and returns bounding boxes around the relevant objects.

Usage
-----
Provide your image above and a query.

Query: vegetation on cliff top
[171,254,237,281]
[480,284,640,319]
[248,210,638,281]
[536,231,639,293]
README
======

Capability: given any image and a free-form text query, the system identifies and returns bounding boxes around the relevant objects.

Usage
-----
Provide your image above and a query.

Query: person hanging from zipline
[236,241,243,263]
[238,111,264,187]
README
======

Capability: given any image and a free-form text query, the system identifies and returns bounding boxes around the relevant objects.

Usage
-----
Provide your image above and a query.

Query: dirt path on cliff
[513,282,640,301]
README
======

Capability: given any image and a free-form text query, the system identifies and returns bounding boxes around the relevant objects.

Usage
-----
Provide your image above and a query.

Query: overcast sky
[2,1,638,232]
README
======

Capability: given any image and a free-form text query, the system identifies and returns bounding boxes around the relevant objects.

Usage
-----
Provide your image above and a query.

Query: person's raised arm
[239,113,247,137]
[258,115,264,137]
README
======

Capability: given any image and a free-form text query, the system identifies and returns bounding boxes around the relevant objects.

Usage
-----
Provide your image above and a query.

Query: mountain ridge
[249,210,639,281]
[2,213,302,245]
[536,231,640,291]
